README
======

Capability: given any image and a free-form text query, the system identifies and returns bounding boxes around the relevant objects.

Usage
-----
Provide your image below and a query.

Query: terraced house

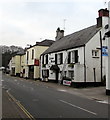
[25,39,54,80]
[20,53,26,78]
[9,51,25,76]
[40,8,109,87]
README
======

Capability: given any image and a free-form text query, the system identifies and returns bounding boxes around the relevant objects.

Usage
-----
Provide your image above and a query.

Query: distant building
[9,51,25,76]
[20,53,26,78]
[40,9,109,87]
[25,39,54,79]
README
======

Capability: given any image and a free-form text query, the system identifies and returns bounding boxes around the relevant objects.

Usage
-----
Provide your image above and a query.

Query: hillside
[0,45,24,68]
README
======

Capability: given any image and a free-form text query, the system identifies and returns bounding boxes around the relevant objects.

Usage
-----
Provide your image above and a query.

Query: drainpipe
[99,31,103,83]
[84,45,86,82]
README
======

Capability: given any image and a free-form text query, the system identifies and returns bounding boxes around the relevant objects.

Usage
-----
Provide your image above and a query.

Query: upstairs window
[32,49,34,59]
[42,55,44,64]
[55,54,57,64]
[45,55,48,64]
[68,52,71,64]
[58,53,63,64]
[92,50,99,58]
[27,51,29,61]
[74,50,78,63]
[68,50,79,64]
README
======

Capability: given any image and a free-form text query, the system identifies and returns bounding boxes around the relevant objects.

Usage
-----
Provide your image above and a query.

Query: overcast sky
[0,0,109,48]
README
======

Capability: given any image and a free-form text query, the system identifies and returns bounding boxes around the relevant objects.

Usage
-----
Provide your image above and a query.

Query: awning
[105,31,110,37]
[50,65,60,71]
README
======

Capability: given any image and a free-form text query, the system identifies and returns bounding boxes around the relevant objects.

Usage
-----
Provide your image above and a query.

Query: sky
[0,0,109,48]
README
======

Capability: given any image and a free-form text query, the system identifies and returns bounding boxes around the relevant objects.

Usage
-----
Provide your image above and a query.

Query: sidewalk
[35,80,110,103]
[11,75,110,103]
[2,89,28,119]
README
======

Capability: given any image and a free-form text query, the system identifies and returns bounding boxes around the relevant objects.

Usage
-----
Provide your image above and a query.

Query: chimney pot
[55,27,64,41]
[97,8,109,28]
[98,8,109,17]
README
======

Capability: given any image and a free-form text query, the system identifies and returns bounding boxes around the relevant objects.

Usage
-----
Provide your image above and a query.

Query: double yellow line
[7,91,36,120]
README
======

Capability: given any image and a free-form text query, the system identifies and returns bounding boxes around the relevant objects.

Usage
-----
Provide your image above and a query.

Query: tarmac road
[2,74,109,119]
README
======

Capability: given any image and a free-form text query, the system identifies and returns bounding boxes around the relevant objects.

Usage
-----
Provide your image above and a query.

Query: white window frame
[92,50,99,58]
[68,70,74,80]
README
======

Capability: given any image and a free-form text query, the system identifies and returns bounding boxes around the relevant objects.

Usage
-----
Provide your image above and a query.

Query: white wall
[85,31,101,82]
[40,47,85,82]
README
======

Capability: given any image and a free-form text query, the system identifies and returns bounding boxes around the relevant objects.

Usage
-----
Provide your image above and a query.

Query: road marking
[96,100,108,104]
[6,91,36,120]
[59,100,97,116]
[57,89,67,92]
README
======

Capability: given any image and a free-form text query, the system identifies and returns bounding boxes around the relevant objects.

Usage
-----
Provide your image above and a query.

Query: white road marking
[59,100,97,115]
[1,80,4,81]
[97,100,108,104]
[57,89,67,92]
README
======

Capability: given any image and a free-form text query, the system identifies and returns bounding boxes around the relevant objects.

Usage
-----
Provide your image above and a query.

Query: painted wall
[10,55,21,76]
[20,54,26,77]
[40,47,85,82]
[15,55,21,75]
[85,31,101,82]
[25,45,50,79]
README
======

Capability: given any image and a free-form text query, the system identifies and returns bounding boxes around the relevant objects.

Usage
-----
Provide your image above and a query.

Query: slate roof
[42,25,101,55]
[16,50,25,55]
[26,39,54,49]
[38,39,54,46]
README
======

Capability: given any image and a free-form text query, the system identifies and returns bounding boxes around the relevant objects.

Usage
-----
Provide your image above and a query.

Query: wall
[25,45,49,79]
[40,46,85,82]
[20,54,26,77]
[15,55,21,75]
[85,31,101,82]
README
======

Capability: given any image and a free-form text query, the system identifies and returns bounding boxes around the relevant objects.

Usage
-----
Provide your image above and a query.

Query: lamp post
[105,1,110,95]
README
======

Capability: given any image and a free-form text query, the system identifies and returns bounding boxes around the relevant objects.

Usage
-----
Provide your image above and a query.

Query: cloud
[0,0,106,48]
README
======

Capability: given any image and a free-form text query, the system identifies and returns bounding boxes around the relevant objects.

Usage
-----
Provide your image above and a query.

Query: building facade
[20,53,26,78]
[25,40,54,79]
[9,51,25,76]
[40,9,109,87]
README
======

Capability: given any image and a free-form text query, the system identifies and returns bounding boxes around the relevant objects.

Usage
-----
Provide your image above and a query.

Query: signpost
[106,1,110,95]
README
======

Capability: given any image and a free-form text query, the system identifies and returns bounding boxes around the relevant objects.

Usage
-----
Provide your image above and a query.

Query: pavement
[2,74,110,119]
[2,89,28,119]
[34,80,110,103]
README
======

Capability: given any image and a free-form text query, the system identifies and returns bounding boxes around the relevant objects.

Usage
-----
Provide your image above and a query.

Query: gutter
[99,31,103,82]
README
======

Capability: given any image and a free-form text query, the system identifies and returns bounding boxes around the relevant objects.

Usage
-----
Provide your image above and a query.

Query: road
[2,74,109,119]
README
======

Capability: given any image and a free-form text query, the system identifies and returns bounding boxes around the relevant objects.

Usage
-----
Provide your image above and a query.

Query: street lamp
[104,30,110,95]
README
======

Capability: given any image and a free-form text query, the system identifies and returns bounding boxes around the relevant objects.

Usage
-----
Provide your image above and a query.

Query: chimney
[55,27,64,41]
[97,8,109,28]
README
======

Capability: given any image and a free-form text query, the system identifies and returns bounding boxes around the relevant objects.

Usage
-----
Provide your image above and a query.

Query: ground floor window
[68,70,74,79]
